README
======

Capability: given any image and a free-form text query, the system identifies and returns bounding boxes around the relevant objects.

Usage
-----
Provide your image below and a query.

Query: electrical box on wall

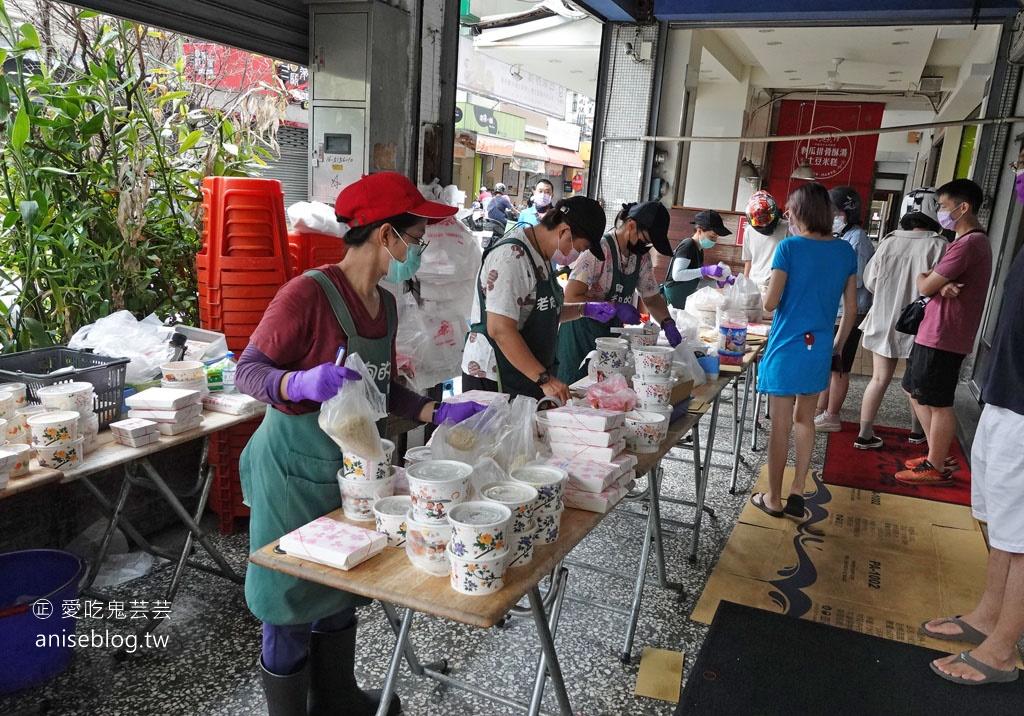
[308,1,411,204]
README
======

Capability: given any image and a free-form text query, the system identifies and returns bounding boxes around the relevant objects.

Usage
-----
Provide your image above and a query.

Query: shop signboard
[547,119,581,151]
[454,102,526,141]
[764,100,884,206]
[457,37,567,118]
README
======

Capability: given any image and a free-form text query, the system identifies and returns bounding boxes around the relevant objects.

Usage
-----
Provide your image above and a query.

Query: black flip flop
[784,494,805,518]
[750,492,783,518]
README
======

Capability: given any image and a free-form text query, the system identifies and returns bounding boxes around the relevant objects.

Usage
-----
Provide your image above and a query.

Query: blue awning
[653,0,1019,24]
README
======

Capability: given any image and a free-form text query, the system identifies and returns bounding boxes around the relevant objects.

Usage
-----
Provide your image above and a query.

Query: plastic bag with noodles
[494,395,544,473]
[431,396,511,464]
[318,353,388,460]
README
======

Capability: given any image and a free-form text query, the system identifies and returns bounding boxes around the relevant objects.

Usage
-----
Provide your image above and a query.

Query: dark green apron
[662,241,703,310]
[554,236,640,384]
[241,269,395,626]
[469,234,562,400]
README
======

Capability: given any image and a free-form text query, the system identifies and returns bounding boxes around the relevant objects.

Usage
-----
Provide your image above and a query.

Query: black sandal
[784,494,805,518]
[750,492,784,518]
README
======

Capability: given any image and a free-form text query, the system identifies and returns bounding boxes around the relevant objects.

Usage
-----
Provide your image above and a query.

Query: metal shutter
[261,125,310,207]
[73,0,308,64]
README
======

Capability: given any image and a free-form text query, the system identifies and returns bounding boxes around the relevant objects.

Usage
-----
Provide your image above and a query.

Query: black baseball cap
[558,196,606,261]
[692,209,731,237]
[628,201,672,256]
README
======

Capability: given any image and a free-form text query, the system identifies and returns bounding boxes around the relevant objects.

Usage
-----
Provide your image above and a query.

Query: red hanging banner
[765,100,884,210]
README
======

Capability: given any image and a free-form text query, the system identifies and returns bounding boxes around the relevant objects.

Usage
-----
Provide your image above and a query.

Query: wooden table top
[251,505,610,629]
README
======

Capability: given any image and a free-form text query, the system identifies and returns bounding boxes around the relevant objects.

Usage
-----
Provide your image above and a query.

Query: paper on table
[279,516,386,571]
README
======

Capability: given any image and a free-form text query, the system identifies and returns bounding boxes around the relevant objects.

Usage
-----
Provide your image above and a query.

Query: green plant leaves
[11,107,29,149]
[18,200,38,227]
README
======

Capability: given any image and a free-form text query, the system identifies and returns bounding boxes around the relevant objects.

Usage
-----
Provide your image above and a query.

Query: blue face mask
[385,229,423,283]
[698,236,715,250]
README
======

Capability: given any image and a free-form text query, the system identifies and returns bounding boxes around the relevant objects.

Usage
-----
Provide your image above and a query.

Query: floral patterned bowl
[5,443,30,478]
[447,543,510,595]
[0,382,28,410]
[510,465,568,514]
[159,361,206,383]
[0,392,13,421]
[508,518,536,568]
[480,481,539,531]
[405,460,473,524]
[534,504,564,545]
[36,435,85,471]
[624,410,669,454]
[632,374,674,408]
[36,382,95,415]
[337,471,395,522]
[342,439,395,482]
[405,509,452,576]
[633,346,675,378]
[447,501,512,560]
[373,495,412,548]
[26,410,81,447]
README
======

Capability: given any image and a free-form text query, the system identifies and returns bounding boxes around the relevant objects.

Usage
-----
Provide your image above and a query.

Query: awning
[475,135,515,158]
[545,146,585,169]
[514,140,550,162]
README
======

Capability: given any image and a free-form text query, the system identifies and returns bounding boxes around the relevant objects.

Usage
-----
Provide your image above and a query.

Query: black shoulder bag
[895,295,931,335]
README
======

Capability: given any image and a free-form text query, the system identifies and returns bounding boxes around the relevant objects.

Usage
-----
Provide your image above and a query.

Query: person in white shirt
[742,190,787,287]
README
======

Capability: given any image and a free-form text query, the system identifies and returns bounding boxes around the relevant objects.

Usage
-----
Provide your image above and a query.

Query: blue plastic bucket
[0,550,85,694]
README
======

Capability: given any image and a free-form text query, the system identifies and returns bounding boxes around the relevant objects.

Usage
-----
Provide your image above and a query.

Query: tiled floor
[0,376,932,716]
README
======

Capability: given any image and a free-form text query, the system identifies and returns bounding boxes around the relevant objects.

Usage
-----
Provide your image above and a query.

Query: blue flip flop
[930,651,1020,686]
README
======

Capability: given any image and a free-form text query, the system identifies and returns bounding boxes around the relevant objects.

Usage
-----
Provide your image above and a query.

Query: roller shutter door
[261,125,309,208]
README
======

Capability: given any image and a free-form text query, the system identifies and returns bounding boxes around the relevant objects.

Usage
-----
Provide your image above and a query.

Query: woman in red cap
[235,172,486,716]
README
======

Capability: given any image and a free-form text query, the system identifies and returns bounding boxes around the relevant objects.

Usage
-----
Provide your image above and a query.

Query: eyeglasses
[394,228,429,255]
[782,210,792,221]
[1010,161,1022,173]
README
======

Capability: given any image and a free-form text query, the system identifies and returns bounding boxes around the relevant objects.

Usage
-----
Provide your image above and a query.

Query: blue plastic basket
[0,550,85,694]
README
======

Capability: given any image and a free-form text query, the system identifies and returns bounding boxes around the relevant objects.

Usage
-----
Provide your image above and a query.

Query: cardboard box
[113,432,161,448]
[109,418,159,440]
[548,438,625,463]
[545,424,626,447]
[544,406,626,431]
[128,402,204,423]
[670,378,695,405]
[546,456,621,493]
[153,415,204,435]
[125,387,202,411]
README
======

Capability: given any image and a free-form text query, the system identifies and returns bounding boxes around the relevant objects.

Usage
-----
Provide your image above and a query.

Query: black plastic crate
[0,347,130,428]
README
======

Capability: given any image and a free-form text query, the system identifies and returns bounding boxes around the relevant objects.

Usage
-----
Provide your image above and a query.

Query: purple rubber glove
[701,264,725,279]
[287,363,361,402]
[717,275,737,289]
[613,303,642,324]
[663,319,682,348]
[583,302,616,323]
[434,401,487,425]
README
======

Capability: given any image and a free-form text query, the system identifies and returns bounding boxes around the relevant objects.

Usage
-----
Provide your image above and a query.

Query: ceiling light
[767,41,782,46]
[549,59,561,64]
[888,79,901,83]
[709,76,720,80]
[784,69,797,74]
[570,69,582,74]
[894,27,912,32]
[888,70,902,75]
[788,78,802,81]
[892,41,909,46]
[791,161,816,181]
[758,29,775,33]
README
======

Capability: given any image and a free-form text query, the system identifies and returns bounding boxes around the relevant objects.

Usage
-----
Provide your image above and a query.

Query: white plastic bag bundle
[723,274,763,323]
[394,309,466,392]
[686,287,726,331]
[287,201,349,237]
[416,216,482,283]
[318,353,388,460]
[68,310,174,383]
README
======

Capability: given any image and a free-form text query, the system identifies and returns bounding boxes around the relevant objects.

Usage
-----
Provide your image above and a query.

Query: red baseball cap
[335,172,458,227]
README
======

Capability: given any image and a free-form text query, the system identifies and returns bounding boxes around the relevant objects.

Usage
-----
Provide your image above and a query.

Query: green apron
[554,236,640,384]
[469,235,563,400]
[662,241,703,310]
[241,269,395,626]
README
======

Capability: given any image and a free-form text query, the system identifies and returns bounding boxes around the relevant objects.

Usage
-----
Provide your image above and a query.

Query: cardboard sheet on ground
[696,468,991,652]
[634,647,684,702]
[747,468,977,533]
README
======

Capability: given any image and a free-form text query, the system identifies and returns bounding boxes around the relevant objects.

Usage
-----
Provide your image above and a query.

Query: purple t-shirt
[915,230,992,356]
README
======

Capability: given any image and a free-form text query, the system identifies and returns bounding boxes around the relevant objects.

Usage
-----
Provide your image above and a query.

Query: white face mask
[552,247,579,265]
[832,216,846,235]
[533,192,552,208]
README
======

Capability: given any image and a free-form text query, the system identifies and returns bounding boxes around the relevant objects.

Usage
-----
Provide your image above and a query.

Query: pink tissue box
[445,390,509,406]
[113,432,161,448]
[612,454,638,475]
[125,387,203,411]
[153,415,204,435]
[548,439,626,464]
[279,516,386,571]
[545,456,621,493]
[563,481,629,513]
[109,418,159,440]
[128,402,204,423]
[545,424,626,447]
[544,406,625,432]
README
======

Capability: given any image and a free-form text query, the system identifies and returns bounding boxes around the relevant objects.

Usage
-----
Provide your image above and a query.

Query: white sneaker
[814,412,841,432]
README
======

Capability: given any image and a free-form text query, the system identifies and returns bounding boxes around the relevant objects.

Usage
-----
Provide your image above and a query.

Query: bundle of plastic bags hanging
[318,353,388,460]
[393,290,466,393]
[722,274,764,324]
[493,395,544,472]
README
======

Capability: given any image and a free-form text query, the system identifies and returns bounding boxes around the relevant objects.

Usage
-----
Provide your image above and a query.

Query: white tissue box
[279,516,386,571]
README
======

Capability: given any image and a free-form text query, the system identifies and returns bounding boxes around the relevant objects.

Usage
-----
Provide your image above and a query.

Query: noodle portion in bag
[318,353,388,460]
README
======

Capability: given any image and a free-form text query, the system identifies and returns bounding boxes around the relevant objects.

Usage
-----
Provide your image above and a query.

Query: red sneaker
[895,460,954,485]
[904,455,959,470]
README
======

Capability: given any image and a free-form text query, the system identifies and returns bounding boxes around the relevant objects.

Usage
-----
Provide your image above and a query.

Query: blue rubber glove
[434,401,487,425]
[613,303,642,324]
[663,319,682,348]
[287,363,362,402]
[582,302,616,323]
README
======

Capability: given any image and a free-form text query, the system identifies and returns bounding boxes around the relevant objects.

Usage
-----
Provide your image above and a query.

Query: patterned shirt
[461,227,551,380]
[568,234,660,300]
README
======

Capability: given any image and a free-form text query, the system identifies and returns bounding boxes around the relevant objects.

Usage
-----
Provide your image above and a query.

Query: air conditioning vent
[918,76,943,93]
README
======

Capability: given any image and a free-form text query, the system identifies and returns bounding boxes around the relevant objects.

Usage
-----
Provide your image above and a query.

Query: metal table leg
[527,567,569,716]
[750,358,762,451]
[528,585,573,716]
[730,368,754,493]
[687,397,721,561]
[376,606,415,716]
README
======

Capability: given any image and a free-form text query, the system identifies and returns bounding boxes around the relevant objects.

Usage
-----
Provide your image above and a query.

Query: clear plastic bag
[432,397,511,464]
[494,395,544,472]
[585,373,638,412]
[723,274,763,323]
[318,353,388,459]
[674,340,706,387]
[686,287,727,331]
[68,310,174,383]
[287,201,349,237]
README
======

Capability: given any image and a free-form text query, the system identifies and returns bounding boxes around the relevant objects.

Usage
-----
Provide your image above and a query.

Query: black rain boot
[307,621,401,716]
[259,657,310,716]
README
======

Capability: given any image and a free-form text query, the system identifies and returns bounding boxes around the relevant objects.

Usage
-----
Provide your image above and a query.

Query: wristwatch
[535,371,551,386]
